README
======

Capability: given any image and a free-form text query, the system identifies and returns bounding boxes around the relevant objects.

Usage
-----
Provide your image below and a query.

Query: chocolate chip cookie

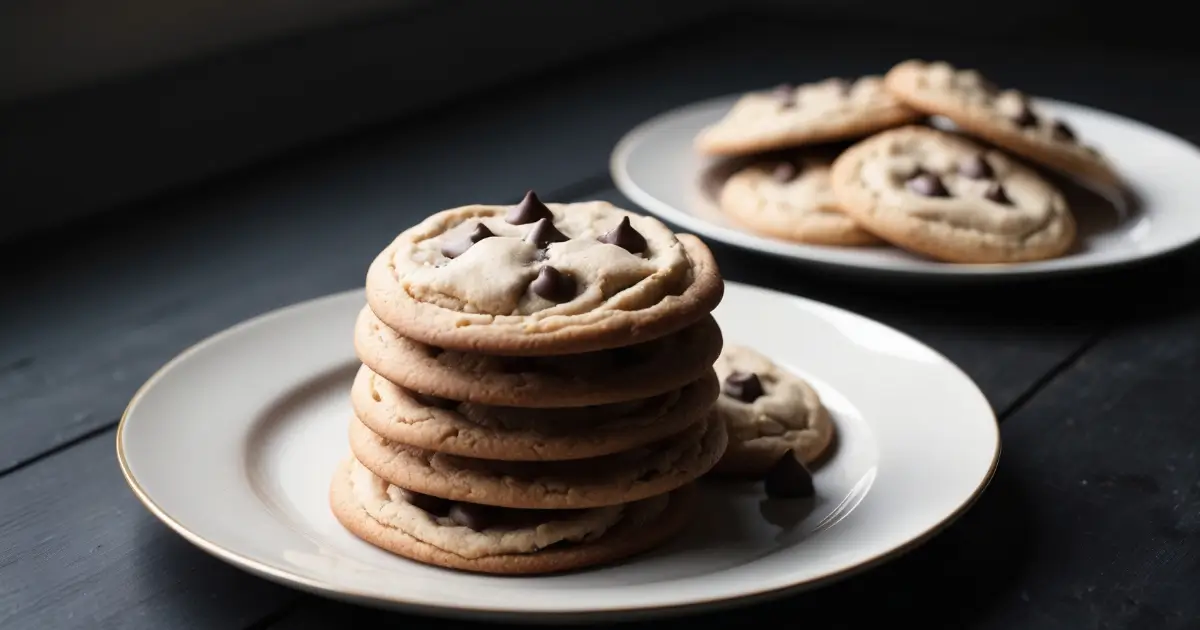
[695,76,923,157]
[364,195,724,356]
[351,364,720,461]
[884,60,1121,189]
[354,306,723,408]
[830,125,1076,263]
[348,411,727,509]
[710,344,834,477]
[718,153,881,246]
[330,457,696,574]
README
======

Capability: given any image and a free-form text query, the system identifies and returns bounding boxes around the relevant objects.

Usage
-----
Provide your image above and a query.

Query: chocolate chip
[530,266,576,303]
[449,503,496,531]
[408,390,458,409]
[906,173,951,197]
[1051,120,1076,142]
[598,216,647,254]
[506,190,554,225]
[772,162,798,183]
[829,77,853,95]
[723,371,764,403]
[764,450,815,499]
[404,491,451,516]
[958,154,994,180]
[439,223,495,259]
[524,218,569,248]
[984,183,1012,205]
[772,83,796,107]
[1012,100,1038,128]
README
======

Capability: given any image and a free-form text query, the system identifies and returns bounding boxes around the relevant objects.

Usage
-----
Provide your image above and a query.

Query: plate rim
[116,284,1001,622]
[609,91,1200,280]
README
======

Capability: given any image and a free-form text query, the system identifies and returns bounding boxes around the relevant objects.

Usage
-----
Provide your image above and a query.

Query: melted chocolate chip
[906,173,951,197]
[598,216,647,254]
[958,154,994,180]
[1051,120,1076,142]
[772,83,796,107]
[1012,100,1039,128]
[829,77,853,96]
[772,162,798,183]
[405,491,452,516]
[984,183,1012,205]
[524,218,569,248]
[723,371,765,403]
[764,450,815,499]
[530,266,576,303]
[408,390,458,409]
[506,190,554,225]
[449,503,497,531]
[440,223,495,259]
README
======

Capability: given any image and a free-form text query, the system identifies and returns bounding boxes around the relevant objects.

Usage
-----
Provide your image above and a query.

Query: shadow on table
[264,461,1032,629]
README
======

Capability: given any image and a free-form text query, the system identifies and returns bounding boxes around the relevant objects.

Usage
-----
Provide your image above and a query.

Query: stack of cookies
[697,60,1124,264]
[330,192,728,575]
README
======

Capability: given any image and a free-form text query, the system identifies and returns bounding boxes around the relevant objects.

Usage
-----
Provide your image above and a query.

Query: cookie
[364,197,724,356]
[884,60,1121,189]
[718,154,881,246]
[330,457,695,575]
[709,345,834,477]
[348,411,727,509]
[694,76,923,157]
[351,364,720,461]
[830,125,1076,263]
[354,306,723,408]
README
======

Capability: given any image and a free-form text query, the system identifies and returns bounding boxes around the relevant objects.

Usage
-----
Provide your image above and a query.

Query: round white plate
[611,93,1200,279]
[118,282,999,622]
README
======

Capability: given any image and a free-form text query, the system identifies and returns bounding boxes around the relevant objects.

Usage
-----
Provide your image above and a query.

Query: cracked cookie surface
[884,60,1121,189]
[695,76,922,157]
[348,411,727,509]
[352,364,719,461]
[330,457,695,574]
[364,198,723,355]
[354,306,723,407]
[718,153,881,246]
[830,125,1075,263]
[711,344,834,477]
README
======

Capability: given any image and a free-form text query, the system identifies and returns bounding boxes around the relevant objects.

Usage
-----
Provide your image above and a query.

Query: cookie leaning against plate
[354,306,723,408]
[718,153,881,247]
[830,125,1076,263]
[351,364,720,461]
[694,76,923,157]
[884,60,1122,189]
[330,457,697,575]
[364,195,724,356]
[710,344,834,477]
[348,412,727,509]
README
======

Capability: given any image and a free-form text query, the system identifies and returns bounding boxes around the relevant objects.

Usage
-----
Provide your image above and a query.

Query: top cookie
[694,76,924,157]
[365,195,724,355]
[884,60,1121,189]
[830,125,1076,263]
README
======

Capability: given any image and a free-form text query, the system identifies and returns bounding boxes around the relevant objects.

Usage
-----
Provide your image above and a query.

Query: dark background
[2,0,1197,241]
[2,2,1198,630]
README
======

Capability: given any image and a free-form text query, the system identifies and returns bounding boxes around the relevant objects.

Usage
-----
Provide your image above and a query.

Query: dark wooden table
[3,14,1198,630]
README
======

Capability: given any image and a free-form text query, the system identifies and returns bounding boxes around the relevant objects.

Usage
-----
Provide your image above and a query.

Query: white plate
[118,282,1000,622]
[611,94,1200,279]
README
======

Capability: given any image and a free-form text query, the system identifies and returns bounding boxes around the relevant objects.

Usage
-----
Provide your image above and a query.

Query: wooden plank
[0,431,302,630]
